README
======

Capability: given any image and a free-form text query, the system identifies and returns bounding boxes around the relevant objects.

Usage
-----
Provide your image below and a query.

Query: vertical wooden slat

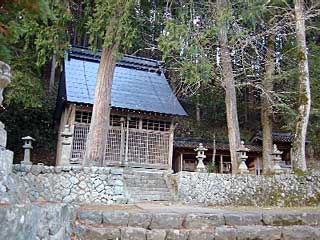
[168,121,174,170]
[120,117,125,165]
[124,117,129,165]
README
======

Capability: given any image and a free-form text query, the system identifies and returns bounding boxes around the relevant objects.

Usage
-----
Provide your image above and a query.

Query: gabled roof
[174,137,262,153]
[62,46,187,116]
[250,132,293,144]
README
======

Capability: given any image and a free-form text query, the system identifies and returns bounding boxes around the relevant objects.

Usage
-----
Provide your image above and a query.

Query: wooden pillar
[124,117,129,165]
[56,108,67,165]
[68,105,76,164]
[120,117,125,165]
[180,153,184,172]
[220,155,223,173]
[139,118,143,130]
[168,120,174,170]
[290,146,293,169]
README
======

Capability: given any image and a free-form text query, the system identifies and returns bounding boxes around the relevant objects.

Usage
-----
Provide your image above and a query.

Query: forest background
[0,0,319,171]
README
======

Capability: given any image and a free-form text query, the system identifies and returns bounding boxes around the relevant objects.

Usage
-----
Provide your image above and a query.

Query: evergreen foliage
[0,0,319,164]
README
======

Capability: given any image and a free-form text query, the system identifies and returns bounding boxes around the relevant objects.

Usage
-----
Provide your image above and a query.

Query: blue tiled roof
[64,47,187,116]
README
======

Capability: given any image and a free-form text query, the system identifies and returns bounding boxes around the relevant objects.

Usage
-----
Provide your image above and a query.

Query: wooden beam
[168,121,174,170]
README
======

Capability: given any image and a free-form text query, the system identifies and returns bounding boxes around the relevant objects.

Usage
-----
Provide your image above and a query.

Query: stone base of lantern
[238,161,249,174]
[20,159,33,165]
[0,122,7,148]
[273,162,285,174]
[0,122,13,175]
[196,159,207,173]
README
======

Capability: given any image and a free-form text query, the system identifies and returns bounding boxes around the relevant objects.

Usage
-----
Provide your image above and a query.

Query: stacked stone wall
[173,171,320,207]
[11,165,127,204]
[5,165,320,207]
[0,203,76,240]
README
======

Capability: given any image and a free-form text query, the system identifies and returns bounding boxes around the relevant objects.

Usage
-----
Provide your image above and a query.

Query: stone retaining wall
[11,165,127,204]
[173,172,320,207]
[6,165,320,207]
[0,203,75,240]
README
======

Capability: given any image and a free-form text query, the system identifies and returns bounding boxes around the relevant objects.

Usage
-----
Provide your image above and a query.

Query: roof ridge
[123,54,160,63]
[69,45,160,63]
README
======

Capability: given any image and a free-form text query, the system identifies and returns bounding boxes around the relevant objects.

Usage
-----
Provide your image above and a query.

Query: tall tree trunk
[196,99,201,123]
[83,44,117,166]
[83,24,119,166]
[49,53,56,93]
[292,0,311,171]
[261,39,275,174]
[216,0,241,174]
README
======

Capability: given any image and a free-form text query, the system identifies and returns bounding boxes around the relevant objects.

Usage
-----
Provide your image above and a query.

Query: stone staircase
[75,205,320,240]
[123,168,174,203]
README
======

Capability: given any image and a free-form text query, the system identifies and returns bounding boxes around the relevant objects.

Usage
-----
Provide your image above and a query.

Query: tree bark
[83,26,118,166]
[49,53,56,93]
[196,100,201,123]
[216,0,241,174]
[261,39,275,174]
[292,0,311,171]
[83,44,117,166]
[83,0,129,166]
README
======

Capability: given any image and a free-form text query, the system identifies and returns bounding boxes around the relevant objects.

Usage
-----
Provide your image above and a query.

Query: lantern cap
[194,143,208,152]
[22,136,35,141]
[271,144,283,155]
[61,125,73,137]
[237,140,249,153]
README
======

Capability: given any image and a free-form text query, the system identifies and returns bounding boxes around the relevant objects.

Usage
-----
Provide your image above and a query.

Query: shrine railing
[71,123,170,168]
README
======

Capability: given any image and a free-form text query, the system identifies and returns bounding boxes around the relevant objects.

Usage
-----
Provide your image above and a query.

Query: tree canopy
[0,0,319,169]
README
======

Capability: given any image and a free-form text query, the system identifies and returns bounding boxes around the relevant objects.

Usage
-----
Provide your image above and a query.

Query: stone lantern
[21,136,35,165]
[60,125,73,165]
[271,144,284,174]
[0,62,11,148]
[0,61,13,175]
[237,141,249,174]
[194,143,207,173]
[0,61,11,106]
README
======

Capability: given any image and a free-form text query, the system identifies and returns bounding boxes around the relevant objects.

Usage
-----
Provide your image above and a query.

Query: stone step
[126,187,171,192]
[129,193,172,198]
[125,180,166,184]
[124,177,166,182]
[126,185,169,190]
[125,181,165,185]
[123,169,173,203]
[129,191,173,196]
[78,209,320,228]
[75,225,320,240]
[130,193,173,200]
[124,172,165,176]
[124,171,164,175]
[77,209,320,239]
[124,168,166,173]
[131,197,172,202]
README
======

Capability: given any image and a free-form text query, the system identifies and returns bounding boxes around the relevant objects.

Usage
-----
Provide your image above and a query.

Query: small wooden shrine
[55,46,187,169]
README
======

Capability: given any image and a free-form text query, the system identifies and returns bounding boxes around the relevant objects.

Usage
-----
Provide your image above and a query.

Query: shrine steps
[76,205,320,240]
[123,168,174,203]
